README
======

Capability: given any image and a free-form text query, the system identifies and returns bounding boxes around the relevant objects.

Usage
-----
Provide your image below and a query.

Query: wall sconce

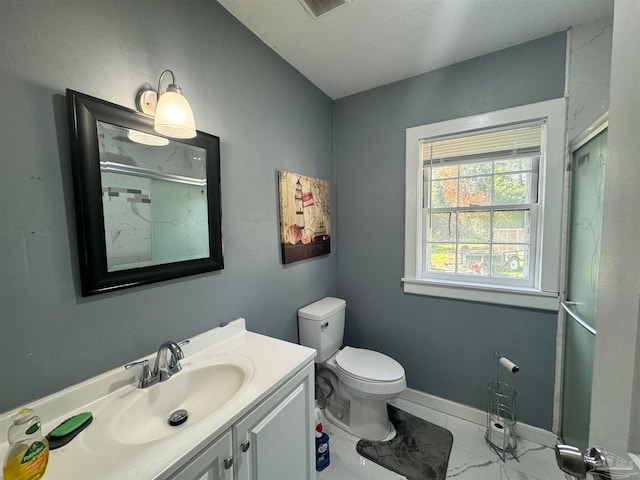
[136,69,196,139]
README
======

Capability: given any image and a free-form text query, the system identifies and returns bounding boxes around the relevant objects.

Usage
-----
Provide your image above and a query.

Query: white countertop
[0,319,316,480]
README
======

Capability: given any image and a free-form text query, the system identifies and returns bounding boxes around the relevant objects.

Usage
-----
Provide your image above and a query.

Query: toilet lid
[335,347,404,382]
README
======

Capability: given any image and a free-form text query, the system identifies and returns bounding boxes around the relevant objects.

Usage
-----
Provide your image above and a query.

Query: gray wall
[334,33,567,429]
[0,0,335,413]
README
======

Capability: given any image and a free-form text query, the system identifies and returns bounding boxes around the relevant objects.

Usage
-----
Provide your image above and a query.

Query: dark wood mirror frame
[67,89,223,296]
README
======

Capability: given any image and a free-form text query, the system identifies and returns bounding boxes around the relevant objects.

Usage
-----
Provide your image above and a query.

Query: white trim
[564,29,572,99]
[569,112,609,151]
[402,277,559,310]
[404,98,567,307]
[553,147,573,435]
[398,388,559,448]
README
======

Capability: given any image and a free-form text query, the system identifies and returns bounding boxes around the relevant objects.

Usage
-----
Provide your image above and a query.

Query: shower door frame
[552,112,609,440]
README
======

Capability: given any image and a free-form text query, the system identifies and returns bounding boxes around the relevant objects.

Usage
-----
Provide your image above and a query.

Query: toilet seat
[335,346,404,382]
[334,346,405,392]
[326,347,406,396]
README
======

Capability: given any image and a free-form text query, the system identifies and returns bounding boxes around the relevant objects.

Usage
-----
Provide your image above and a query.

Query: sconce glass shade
[127,129,169,146]
[154,90,196,139]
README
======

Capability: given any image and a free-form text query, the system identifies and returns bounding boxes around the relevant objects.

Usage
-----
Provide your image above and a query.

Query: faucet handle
[124,358,148,371]
[174,340,189,360]
[124,359,156,388]
[168,340,190,371]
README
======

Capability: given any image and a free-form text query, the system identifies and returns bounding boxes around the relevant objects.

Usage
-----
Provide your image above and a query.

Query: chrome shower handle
[555,444,608,479]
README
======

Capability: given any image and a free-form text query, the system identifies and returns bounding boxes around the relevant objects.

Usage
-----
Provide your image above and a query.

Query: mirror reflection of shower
[97,121,209,271]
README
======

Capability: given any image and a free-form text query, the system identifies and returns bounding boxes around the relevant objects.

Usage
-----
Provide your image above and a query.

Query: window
[403,99,566,310]
[422,123,541,287]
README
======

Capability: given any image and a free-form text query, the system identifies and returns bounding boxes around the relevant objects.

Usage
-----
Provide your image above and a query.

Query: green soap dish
[46,412,93,449]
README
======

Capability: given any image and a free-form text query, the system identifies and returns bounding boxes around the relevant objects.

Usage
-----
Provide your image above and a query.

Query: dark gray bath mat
[356,405,454,480]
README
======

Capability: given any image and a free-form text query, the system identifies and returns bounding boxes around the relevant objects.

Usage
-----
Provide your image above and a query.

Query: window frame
[403,99,566,310]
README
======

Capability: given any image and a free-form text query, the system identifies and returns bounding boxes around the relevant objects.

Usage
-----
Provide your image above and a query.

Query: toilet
[298,297,406,441]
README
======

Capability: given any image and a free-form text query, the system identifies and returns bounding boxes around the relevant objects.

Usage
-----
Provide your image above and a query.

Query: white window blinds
[420,123,544,165]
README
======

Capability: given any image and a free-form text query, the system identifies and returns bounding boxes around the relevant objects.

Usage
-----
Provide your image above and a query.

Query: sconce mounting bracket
[136,90,157,116]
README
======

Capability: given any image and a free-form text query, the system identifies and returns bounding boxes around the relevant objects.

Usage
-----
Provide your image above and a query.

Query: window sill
[401,277,559,311]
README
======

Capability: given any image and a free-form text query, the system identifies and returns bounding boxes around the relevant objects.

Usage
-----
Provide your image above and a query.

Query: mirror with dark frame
[66,89,223,296]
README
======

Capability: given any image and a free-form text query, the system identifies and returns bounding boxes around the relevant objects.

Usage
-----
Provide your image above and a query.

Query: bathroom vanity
[171,366,312,480]
[0,319,316,480]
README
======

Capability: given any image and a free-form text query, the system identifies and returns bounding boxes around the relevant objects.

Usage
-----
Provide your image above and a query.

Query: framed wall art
[278,170,330,264]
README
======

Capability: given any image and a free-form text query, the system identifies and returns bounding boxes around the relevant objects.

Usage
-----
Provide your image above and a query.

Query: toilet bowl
[297,297,407,441]
[320,347,406,440]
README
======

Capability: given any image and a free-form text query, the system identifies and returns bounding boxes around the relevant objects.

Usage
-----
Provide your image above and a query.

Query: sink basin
[104,361,249,445]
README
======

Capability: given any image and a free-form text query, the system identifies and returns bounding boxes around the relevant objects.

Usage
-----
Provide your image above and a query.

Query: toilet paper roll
[489,421,510,449]
[499,356,519,373]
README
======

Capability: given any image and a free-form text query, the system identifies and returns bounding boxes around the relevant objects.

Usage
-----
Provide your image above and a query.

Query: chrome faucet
[125,340,190,388]
[155,341,185,382]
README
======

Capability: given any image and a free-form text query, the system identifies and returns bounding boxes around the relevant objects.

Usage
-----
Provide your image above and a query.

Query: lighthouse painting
[278,170,330,264]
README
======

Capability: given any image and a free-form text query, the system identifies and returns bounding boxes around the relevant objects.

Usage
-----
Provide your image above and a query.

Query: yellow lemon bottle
[3,408,49,480]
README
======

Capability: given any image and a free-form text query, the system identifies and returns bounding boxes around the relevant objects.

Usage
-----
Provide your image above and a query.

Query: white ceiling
[218,0,613,99]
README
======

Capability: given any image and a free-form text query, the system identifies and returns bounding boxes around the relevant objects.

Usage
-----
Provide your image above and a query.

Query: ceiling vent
[298,0,349,18]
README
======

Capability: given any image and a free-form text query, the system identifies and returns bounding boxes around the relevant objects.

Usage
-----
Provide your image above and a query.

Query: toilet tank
[298,297,346,363]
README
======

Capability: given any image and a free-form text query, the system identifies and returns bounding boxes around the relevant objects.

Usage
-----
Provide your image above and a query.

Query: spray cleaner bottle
[2,408,49,480]
[315,423,330,471]
[314,406,330,471]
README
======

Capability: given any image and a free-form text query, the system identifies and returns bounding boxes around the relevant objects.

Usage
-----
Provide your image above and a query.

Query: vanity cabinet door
[233,363,315,480]
[169,430,234,480]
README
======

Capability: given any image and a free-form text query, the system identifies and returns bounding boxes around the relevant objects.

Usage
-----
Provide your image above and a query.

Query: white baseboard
[398,388,559,448]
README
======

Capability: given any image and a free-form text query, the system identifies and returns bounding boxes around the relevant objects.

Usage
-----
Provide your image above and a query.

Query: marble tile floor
[317,397,568,480]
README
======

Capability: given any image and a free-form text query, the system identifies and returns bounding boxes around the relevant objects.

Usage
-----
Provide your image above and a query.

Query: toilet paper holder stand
[486,351,519,461]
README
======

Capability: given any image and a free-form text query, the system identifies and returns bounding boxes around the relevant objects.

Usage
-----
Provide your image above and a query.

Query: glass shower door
[560,127,607,451]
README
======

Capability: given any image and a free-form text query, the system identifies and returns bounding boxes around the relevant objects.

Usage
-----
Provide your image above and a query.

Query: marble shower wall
[567,17,613,139]
[101,172,153,270]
